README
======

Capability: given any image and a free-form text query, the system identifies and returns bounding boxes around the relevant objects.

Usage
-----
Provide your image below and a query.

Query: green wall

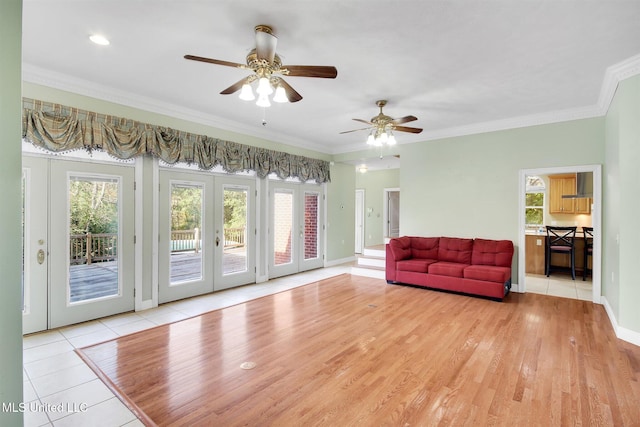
[356,168,400,246]
[0,1,24,425]
[399,117,605,280]
[326,163,356,261]
[605,74,640,333]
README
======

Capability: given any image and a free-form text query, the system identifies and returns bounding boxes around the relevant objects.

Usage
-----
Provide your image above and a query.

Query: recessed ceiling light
[89,34,110,46]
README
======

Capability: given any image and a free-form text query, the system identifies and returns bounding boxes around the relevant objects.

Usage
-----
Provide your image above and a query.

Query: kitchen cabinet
[525,232,589,275]
[548,174,591,214]
[574,197,591,214]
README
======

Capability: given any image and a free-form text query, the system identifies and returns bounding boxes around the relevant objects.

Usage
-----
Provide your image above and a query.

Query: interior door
[48,159,135,328]
[269,182,324,279]
[387,190,400,238]
[214,176,256,290]
[158,169,214,304]
[22,156,48,334]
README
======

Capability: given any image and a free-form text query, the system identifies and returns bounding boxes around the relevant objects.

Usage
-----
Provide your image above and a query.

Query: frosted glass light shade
[239,83,255,101]
[256,93,271,108]
[273,85,288,103]
[256,77,273,96]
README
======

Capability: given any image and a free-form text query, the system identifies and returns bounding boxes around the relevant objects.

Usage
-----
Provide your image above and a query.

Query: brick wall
[274,192,293,265]
[304,193,318,260]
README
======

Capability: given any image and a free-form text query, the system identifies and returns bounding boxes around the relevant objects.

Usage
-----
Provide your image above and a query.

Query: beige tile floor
[525,272,593,301]
[21,264,352,427]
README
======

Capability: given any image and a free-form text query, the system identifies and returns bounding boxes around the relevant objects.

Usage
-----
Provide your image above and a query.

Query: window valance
[22,98,331,183]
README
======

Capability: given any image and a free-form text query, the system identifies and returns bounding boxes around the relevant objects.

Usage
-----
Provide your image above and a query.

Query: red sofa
[385,236,514,301]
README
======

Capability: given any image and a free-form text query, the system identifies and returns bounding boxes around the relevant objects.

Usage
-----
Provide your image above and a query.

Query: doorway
[384,188,400,239]
[518,165,601,303]
[355,189,365,254]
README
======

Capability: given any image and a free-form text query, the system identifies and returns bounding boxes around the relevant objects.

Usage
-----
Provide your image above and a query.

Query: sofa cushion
[437,237,473,264]
[388,236,412,261]
[411,237,440,259]
[428,261,469,278]
[471,239,514,267]
[397,259,438,273]
[463,265,511,283]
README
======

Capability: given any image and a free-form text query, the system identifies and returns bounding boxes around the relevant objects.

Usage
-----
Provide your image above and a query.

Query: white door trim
[383,187,400,239]
[518,164,602,303]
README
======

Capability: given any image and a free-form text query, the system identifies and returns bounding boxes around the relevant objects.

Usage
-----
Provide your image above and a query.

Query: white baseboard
[602,296,640,347]
[325,256,356,267]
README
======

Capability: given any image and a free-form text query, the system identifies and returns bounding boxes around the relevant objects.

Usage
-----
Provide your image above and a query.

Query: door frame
[518,164,602,302]
[355,189,365,253]
[383,188,400,239]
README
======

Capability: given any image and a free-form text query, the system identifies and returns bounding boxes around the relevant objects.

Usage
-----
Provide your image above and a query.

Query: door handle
[37,249,45,264]
[216,237,220,247]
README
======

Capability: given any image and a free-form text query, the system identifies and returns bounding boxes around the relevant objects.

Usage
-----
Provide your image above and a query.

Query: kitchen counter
[525,232,591,275]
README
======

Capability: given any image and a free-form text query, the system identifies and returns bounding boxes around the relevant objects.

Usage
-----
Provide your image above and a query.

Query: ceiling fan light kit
[184,25,337,108]
[342,100,423,147]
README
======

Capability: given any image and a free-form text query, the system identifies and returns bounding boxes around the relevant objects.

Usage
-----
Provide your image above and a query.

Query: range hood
[562,172,593,199]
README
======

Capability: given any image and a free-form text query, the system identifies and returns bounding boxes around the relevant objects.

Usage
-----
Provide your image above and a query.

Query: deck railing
[224,227,245,248]
[70,227,245,264]
[70,233,117,265]
[171,228,201,253]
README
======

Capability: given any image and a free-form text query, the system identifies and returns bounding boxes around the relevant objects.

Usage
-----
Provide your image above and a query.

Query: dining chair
[546,226,577,280]
[582,227,594,281]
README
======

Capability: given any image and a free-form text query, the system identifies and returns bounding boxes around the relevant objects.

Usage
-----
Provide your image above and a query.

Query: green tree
[171,186,202,231]
[69,179,118,234]
[224,189,246,229]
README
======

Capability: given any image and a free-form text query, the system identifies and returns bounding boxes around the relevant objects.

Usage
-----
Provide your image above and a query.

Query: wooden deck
[69,249,247,302]
[77,274,640,426]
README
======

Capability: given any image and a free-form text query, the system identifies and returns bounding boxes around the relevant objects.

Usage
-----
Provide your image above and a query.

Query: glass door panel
[159,170,213,304]
[214,176,255,290]
[170,183,204,284]
[274,189,294,267]
[223,187,248,275]
[300,189,323,271]
[68,175,120,303]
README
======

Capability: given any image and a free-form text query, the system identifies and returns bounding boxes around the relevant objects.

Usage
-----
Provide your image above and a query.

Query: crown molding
[21,64,329,155]
[23,54,640,157]
[597,53,640,114]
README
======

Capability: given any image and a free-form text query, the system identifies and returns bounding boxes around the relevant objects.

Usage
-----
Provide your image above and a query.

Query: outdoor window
[525,176,545,227]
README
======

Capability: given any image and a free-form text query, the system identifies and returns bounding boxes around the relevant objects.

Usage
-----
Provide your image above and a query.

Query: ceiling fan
[341,100,423,146]
[184,25,338,106]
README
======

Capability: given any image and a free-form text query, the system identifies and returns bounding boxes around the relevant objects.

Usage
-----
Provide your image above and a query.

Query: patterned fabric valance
[21,98,331,183]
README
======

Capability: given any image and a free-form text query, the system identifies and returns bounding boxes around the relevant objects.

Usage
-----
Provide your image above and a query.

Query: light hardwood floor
[77,274,640,426]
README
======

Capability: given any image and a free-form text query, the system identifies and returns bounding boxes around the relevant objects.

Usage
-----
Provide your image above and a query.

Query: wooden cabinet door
[549,175,575,213]
[575,197,591,214]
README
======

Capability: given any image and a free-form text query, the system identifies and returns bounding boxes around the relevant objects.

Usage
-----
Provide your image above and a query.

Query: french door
[269,182,324,279]
[22,156,135,332]
[158,168,255,303]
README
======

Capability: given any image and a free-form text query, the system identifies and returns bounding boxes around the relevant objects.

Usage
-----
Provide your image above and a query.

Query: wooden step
[350,265,386,280]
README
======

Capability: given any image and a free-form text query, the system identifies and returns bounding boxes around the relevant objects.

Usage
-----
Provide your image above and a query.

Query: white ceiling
[22,1,640,162]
